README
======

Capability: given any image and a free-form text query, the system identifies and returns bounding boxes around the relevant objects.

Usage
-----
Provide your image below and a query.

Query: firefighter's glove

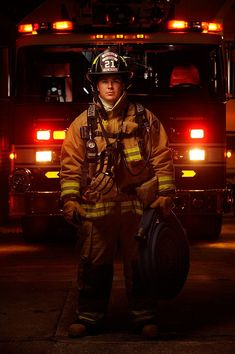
[136,177,158,208]
[82,171,115,203]
[63,200,86,227]
[90,170,114,194]
[150,196,173,217]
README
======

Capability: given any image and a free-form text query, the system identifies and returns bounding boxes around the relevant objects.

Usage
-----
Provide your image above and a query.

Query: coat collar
[95,93,129,120]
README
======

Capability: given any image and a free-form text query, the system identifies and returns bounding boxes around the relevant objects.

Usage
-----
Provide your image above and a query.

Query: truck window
[169,64,200,88]
[15,46,91,102]
[14,44,224,102]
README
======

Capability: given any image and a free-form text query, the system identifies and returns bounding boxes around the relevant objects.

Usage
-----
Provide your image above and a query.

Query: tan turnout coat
[60,94,175,218]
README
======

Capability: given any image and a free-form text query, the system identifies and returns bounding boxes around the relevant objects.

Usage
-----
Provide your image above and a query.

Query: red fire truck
[7,0,231,241]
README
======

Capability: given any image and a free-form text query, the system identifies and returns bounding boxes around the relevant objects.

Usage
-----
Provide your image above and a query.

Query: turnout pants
[76,203,158,330]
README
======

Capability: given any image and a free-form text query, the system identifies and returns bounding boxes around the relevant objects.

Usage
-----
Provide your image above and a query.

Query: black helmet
[87,49,133,84]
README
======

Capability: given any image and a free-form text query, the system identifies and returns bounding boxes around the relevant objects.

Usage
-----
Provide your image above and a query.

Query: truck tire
[21,215,77,243]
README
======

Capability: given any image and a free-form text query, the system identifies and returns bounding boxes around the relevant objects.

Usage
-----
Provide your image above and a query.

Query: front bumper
[9,191,62,217]
[173,188,232,216]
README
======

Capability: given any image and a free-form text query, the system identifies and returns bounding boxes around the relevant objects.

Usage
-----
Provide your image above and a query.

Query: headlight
[189,148,205,161]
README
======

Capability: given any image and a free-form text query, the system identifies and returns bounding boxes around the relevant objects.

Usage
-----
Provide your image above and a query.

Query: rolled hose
[137,208,190,299]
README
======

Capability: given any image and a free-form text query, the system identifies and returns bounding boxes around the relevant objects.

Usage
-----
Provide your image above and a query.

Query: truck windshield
[15,43,224,102]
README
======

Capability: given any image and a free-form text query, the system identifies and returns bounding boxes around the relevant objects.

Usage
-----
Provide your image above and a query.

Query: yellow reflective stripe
[92,55,100,65]
[121,200,143,215]
[84,202,116,218]
[61,180,80,198]
[123,147,142,162]
[83,200,143,218]
[158,175,175,192]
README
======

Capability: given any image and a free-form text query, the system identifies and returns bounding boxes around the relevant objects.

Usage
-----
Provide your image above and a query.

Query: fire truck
[7,0,231,241]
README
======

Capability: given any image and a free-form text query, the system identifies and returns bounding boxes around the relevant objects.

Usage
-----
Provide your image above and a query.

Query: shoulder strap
[80,103,98,140]
[135,103,149,137]
[87,103,98,138]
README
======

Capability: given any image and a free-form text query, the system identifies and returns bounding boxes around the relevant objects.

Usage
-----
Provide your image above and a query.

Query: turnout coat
[60,94,175,218]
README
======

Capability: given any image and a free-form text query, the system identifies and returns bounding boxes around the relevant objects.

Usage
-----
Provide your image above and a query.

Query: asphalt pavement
[0,217,235,354]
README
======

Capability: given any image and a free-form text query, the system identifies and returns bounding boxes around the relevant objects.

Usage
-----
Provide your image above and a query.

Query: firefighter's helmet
[87,49,133,84]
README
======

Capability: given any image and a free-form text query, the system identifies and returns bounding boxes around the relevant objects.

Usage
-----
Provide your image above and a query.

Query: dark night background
[1,1,234,23]
[1,1,44,22]
[0,1,235,43]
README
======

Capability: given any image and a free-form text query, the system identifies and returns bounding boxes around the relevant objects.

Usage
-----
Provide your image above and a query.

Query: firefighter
[60,49,175,339]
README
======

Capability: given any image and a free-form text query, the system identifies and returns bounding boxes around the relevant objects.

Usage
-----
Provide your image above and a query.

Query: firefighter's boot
[68,323,87,338]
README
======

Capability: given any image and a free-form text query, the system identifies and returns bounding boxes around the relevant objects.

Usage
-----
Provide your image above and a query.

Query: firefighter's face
[96,75,124,105]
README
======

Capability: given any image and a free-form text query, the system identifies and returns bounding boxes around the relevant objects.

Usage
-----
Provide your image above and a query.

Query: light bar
[52,21,74,31]
[167,20,223,34]
[17,23,40,33]
[36,130,51,141]
[208,22,223,32]
[18,23,33,33]
[189,148,205,161]
[167,20,188,30]
[190,129,205,139]
[36,151,52,162]
[202,22,223,33]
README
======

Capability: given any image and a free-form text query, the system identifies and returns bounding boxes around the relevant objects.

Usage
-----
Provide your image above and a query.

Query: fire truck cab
[8,0,231,241]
